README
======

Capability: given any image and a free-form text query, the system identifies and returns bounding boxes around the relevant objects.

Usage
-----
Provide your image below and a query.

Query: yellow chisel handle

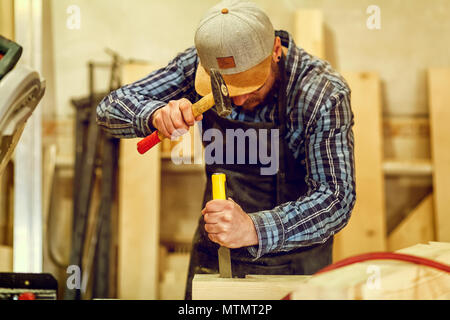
[212,173,227,200]
[212,173,232,278]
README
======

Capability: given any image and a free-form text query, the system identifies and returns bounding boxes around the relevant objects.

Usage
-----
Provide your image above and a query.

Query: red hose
[315,251,450,275]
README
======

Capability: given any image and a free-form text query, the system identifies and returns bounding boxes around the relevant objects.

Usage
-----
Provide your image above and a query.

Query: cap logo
[216,56,236,69]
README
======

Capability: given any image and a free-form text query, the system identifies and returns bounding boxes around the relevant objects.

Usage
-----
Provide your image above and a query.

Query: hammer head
[210,68,232,117]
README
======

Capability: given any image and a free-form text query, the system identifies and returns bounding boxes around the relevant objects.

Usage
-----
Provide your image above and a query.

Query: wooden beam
[387,194,435,251]
[294,9,325,59]
[333,72,386,261]
[383,117,430,160]
[383,159,432,176]
[428,69,450,242]
[117,63,161,299]
[192,274,311,300]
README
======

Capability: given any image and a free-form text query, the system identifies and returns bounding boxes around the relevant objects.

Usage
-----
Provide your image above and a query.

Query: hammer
[137,69,232,154]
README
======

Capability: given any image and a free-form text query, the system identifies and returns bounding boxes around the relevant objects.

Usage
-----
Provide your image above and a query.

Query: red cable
[315,251,450,275]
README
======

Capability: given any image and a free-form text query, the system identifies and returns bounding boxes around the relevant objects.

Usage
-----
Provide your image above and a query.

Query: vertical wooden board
[387,194,435,251]
[333,72,386,261]
[428,69,450,242]
[117,64,161,299]
[118,139,160,299]
[294,9,325,60]
[0,0,14,40]
[0,245,12,271]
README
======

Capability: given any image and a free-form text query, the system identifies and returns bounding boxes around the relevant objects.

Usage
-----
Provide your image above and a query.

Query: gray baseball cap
[194,0,275,97]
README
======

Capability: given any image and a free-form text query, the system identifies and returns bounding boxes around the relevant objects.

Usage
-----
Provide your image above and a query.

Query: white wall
[46,0,450,119]
[48,0,214,119]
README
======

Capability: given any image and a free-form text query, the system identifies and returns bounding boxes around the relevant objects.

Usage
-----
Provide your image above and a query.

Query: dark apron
[184,57,333,300]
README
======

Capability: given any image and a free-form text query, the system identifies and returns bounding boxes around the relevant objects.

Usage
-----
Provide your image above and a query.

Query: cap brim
[195,55,272,97]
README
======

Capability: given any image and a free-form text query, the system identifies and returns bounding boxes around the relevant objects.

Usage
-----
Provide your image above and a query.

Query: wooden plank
[383,159,432,176]
[383,117,430,160]
[387,194,435,251]
[117,63,161,299]
[294,9,325,59]
[0,0,14,40]
[118,138,160,299]
[428,69,450,242]
[290,242,450,300]
[159,251,190,300]
[0,245,12,272]
[333,72,386,261]
[192,274,311,300]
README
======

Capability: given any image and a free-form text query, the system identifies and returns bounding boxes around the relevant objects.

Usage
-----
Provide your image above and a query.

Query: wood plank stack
[289,242,450,300]
[192,242,450,300]
[294,10,450,263]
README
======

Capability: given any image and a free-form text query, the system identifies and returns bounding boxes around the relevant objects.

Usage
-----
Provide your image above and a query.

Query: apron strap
[276,53,288,204]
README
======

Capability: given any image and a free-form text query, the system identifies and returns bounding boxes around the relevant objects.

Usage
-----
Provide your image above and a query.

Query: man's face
[231,60,279,111]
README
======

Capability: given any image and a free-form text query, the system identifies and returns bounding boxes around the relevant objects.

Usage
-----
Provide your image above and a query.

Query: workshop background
[1,0,449,299]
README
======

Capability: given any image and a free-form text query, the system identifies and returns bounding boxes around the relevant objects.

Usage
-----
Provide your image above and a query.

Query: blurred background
[0,0,449,300]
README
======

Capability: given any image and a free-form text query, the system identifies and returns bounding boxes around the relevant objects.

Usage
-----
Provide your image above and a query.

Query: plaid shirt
[97,30,356,259]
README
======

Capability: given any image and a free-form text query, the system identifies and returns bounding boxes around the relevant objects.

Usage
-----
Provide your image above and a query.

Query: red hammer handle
[137,131,164,154]
[137,94,214,154]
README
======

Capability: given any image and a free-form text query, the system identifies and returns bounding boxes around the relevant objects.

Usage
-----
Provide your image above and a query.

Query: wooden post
[294,9,325,59]
[428,68,450,242]
[117,63,161,299]
[333,72,387,261]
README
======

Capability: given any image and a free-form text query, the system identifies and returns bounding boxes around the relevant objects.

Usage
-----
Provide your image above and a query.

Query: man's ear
[272,36,282,63]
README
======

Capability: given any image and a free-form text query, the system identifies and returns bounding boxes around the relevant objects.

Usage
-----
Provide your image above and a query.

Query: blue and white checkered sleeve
[247,87,356,259]
[96,46,199,138]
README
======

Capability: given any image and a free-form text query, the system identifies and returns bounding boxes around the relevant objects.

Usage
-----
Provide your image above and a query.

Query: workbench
[192,242,450,300]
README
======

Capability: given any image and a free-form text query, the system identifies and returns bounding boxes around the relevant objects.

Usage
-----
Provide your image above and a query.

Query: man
[97,0,356,300]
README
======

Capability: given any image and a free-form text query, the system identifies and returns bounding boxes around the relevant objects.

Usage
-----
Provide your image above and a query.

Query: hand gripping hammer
[136,69,232,154]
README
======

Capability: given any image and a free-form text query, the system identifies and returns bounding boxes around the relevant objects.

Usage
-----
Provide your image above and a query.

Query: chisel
[211,173,232,278]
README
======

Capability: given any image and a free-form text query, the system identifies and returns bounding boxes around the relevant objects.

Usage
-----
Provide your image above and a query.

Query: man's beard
[239,62,281,111]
